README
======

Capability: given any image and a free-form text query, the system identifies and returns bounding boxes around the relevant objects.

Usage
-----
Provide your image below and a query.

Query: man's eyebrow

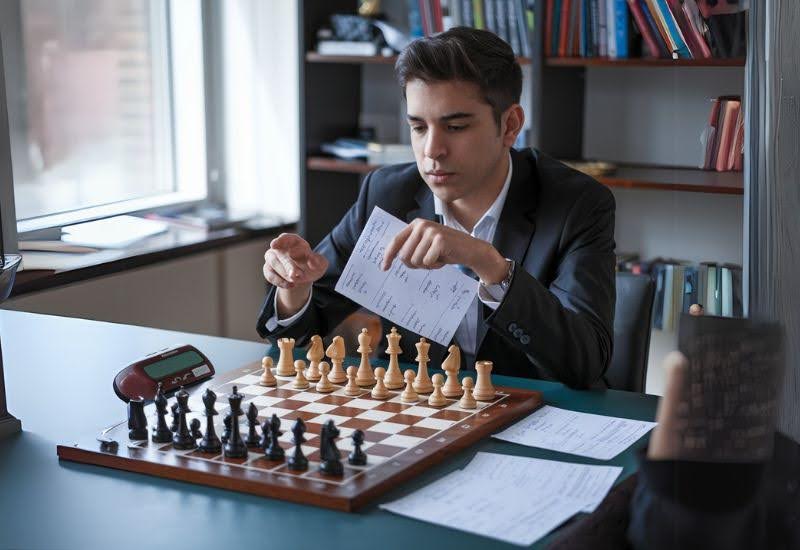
[406,112,475,122]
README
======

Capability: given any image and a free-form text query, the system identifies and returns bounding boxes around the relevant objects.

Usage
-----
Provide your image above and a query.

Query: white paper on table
[379,470,585,547]
[462,452,623,512]
[62,215,169,248]
[493,405,657,461]
[334,206,479,346]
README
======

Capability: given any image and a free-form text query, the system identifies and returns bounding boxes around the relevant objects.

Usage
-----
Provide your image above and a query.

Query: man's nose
[424,128,447,160]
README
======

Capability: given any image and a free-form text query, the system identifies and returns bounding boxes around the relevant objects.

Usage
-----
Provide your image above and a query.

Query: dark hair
[395,27,523,127]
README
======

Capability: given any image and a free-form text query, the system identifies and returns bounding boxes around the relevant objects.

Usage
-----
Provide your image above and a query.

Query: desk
[0,311,658,549]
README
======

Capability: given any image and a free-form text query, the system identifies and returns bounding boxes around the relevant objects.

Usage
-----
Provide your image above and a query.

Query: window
[1,0,206,232]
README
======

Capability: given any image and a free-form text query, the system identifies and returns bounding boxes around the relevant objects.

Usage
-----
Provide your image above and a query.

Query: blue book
[614,0,629,58]
[638,0,669,57]
[653,0,691,58]
[552,0,562,55]
[407,0,424,38]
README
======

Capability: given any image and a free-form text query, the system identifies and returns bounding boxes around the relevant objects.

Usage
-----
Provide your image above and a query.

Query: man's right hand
[262,233,328,318]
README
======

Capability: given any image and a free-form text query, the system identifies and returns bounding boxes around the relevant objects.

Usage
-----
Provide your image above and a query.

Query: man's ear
[501,104,525,147]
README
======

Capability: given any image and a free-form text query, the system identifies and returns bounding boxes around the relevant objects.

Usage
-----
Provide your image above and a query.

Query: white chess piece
[316,361,334,393]
[401,370,419,403]
[371,367,390,400]
[292,359,309,389]
[325,336,347,384]
[260,356,277,387]
[355,328,376,386]
[276,337,296,376]
[459,377,477,409]
[344,366,361,396]
[473,360,496,401]
[427,374,447,407]
[305,335,323,382]
[413,338,433,394]
[442,345,463,398]
[384,327,404,390]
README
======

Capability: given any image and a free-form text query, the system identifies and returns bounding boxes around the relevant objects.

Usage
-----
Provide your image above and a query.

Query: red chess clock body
[113,344,215,402]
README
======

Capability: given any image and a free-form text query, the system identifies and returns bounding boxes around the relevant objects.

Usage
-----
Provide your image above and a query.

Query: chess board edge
[56,366,543,512]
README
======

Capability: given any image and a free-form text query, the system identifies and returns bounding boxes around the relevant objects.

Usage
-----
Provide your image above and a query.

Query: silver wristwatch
[481,259,515,295]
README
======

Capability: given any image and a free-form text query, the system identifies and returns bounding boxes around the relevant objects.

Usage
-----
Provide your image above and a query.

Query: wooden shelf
[307,156,744,195]
[546,56,746,68]
[306,52,533,65]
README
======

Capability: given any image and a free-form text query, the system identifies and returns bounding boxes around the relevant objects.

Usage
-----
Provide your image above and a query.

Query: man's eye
[448,125,466,131]
[411,126,426,134]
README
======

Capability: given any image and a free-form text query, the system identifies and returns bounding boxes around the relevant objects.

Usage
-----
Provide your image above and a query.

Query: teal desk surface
[0,311,658,550]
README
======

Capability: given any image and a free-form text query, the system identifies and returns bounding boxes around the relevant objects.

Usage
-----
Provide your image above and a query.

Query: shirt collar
[433,152,513,234]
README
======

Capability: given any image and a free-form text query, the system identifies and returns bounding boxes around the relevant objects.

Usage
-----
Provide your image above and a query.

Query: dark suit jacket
[257,148,616,389]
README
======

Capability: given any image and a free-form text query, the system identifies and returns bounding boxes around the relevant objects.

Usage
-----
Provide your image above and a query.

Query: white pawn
[442,345,463,398]
[473,360,496,401]
[276,337,296,376]
[401,370,419,403]
[316,361,334,393]
[344,365,361,396]
[428,374,447,407]
[260,356,277,387]
[325,336,348,384]
[459,377,477,409]
[305,335,324,382]
[371,367,390,400]
[292,359,309,389]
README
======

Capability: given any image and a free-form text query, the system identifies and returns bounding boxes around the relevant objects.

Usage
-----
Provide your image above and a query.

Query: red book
[626,0,662,58]
[679,0,713,58]
[558,0,572,57]
[716,99,741,172]
[703,98,721,170]
[545,0,555,56]
[432,0,444,33]
[728,105,745,171]
[418,0,430,36]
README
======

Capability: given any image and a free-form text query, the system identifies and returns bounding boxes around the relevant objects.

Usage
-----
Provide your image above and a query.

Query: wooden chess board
[57,361,543,511]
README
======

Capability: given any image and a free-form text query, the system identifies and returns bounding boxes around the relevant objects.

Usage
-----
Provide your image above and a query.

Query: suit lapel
[406,184,437,223]
[475,149,539,355]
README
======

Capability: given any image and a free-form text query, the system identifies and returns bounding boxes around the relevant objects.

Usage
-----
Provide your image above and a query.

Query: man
[257,27,615,389]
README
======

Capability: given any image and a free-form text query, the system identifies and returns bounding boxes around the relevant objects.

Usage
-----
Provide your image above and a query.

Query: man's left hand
[380,218,508,284]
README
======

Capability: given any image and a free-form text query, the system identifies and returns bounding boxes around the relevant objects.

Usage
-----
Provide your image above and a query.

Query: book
[545,0,555,55]
[558,0,572,56]
[506,0,522,54]
[637,0,670,57]
[702,97,721,170]
[317,40,378,56]
[606,0,617,57]
[715,98,741,172]
[672,0,712,58]
[473,0,485,29]
[613,0,629,58]
[626,0,662,57]
[408,0,425,37]
[653,0,691,57]
[516,0,533,56]
[727,103,744,171]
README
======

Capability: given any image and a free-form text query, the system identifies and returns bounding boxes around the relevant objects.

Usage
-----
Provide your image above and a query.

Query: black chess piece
[221,412,232,444]
[319,419,343,475]
[172,387,196,450]
[223,386,248,459]
[127,397,148,441]
[347,429,367,466]
[198,388,222,453]
[190,418,202,439]
[287,418,308,471]
[264,414,285,461]
[151,382,172,443]
[170,402,180,432]
[245,402,260,448]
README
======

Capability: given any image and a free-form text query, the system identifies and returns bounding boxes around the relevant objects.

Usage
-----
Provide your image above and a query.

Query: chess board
[57,361,543,511]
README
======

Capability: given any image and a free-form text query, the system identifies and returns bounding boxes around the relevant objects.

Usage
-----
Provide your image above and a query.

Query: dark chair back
[606,273,656,393]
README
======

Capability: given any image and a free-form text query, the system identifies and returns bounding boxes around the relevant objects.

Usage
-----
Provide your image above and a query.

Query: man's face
[405,79,510,205]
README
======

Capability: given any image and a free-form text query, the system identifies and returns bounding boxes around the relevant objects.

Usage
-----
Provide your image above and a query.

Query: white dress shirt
[266,153,514,359]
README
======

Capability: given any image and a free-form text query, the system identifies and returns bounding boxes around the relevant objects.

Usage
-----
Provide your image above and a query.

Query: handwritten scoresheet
[335,206,479,346]
[493,405,657,460]
[379,469,585,547]
[463,452,622,512]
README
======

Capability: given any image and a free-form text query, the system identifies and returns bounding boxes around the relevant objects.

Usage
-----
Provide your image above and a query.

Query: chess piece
[355,328,375,386]
[428,374,448,407]
[172,387,196,450]
[413,338,433,394]
[292,359,310,389]
[325,336,348,384]
[384,327,404,389]
[319,420,344,475]
[221,412,232,444]
[442,345,463,398]
[347,429,367,466]
[151,383,172,443]
[198,388,222,453]
[315,361,334,393]
[170,402,180,432]
[264,414,285,461]
[401,370,419,403]
[371,367,390,399]
[287,418,308,471]
[259,356,276,386]
[473,360,496,401]
[245,402,260,447]
[459,377,477,409]
[190,418,203,439]
[344,366,361,396]
[305,335,323,382]
[276,337,296,376]
[259,419,270,449]
[223,386,248,458]
[127,397,148,440]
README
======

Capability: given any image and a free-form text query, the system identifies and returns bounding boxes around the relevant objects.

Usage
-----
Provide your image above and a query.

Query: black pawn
[170,402,179,432]
[264,414,285,461]
[190,418,203,439]
[245,402,260,448]
[348,429,367,466]
[127,397,148,441]
[223,386,248,459]
[287,418,308,471]
[198,388,222,454]
[319,419,343,476]
[172,387,196,450]
[151,383,172,443]
[221,412,232,444]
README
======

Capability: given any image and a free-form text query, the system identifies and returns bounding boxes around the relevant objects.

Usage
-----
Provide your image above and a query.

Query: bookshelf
[545,57,746,68]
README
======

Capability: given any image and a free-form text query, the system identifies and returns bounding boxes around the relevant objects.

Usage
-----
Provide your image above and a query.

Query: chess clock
[113,345,215,402]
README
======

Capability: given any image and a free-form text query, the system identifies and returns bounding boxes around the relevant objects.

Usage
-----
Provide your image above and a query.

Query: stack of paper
[61,215,169,249]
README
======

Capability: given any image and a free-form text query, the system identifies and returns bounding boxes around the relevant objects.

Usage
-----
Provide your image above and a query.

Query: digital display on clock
[143,350,205,379]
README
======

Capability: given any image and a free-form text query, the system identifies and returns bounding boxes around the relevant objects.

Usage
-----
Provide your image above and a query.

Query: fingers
[648,351,690,460]
[262,249,292,289]
[263,233,325,287]
[382,224,414,270]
